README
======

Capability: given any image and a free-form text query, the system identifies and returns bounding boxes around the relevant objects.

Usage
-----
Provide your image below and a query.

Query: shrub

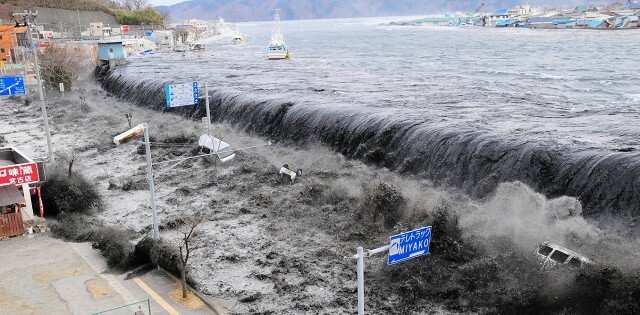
[37,45,93,90]
[41,170,101,216]
[91,227,135,268]
[50,213,136,269]
[361,182,405,229]
[115,7,163,25]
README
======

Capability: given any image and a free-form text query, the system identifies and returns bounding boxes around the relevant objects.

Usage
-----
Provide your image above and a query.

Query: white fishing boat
[232,27,246,44]
[267,10,290,60]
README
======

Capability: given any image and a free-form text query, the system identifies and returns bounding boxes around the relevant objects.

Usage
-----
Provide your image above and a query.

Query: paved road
[0,233,225,315]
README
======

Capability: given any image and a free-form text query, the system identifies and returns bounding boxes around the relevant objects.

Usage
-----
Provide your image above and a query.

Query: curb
[158,267,228,315]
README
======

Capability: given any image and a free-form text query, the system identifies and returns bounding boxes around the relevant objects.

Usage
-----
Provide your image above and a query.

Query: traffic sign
[145,31,152,37]
[165,82,199,108]
[388,226,431,265]
[0,76,26,96]
[122,25,129,32]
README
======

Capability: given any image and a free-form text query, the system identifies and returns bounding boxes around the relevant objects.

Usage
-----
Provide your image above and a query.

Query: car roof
[540,241,593,263]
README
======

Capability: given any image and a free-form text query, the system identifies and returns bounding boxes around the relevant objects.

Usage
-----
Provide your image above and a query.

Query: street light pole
[13,10,54,163]
[143,123,159,240]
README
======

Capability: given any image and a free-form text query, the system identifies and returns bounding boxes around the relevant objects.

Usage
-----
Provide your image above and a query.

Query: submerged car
[535,241,593,268]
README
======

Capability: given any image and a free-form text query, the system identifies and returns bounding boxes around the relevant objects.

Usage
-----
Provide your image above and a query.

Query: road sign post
[204,83,211,136]
[352,226,432,315]
[165,81,212,136]
[356,246,364,314]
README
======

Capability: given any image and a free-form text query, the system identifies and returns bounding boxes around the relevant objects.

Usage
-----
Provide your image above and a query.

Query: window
[0,48,4,53]
[537,245,553,256]
[550,250,569,263]
[568,258,581,267]
[0,36,3,40]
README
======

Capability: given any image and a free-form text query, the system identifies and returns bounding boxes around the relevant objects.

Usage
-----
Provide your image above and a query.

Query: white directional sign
[165,82,199,108]
[388,226,431,265]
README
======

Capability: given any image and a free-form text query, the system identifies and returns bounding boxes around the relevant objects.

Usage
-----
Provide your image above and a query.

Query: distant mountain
[159,0,615,22]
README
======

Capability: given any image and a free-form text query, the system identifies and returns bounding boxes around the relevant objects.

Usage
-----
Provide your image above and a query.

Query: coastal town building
[0,26,26,63]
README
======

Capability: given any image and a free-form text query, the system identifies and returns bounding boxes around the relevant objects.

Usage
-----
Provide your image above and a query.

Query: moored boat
[267,10,289,60]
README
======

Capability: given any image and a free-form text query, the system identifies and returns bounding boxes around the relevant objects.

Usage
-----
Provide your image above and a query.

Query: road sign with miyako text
[388,226,431,265]
[165,82,199,108]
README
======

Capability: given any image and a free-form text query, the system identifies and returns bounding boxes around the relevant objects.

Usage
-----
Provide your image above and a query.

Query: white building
[181,19,208,30]
[150,30,175,49]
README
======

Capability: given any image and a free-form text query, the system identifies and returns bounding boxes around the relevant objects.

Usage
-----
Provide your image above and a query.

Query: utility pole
[12,10,54,163]
[143,123,159,240]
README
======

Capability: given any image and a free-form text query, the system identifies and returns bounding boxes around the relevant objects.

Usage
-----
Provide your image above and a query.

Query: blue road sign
[146,31,152,37]
[165,82,199,108]
[388,226,431,265]
[0,76,26,96]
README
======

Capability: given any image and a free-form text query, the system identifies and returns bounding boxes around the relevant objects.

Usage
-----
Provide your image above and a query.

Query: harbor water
[102,17,640,233]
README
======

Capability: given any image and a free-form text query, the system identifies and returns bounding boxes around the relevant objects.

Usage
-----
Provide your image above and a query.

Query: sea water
[108,17,640,230]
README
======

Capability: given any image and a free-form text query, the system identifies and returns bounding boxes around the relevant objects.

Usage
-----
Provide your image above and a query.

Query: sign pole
[204,82,212,136]
[351,226,430,313]
[356,246,365,315]
[143,123,159,240]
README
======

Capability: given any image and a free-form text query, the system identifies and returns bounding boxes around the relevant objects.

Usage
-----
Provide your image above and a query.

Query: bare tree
[56,148,78,177]
[157,8,172,26]
[120,0,149,10]
[96,0,122,9]
[38,45,92,90]
[125,113,133,128]
[175,212,206,299]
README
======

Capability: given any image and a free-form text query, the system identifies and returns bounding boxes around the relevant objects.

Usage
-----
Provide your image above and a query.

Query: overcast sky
[148,0,185,6]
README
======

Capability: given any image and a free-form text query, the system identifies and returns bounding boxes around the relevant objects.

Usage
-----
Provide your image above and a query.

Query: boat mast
[271,8,284,44]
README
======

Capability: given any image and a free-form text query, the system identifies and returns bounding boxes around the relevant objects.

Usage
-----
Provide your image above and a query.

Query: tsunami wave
[98,66,640,235]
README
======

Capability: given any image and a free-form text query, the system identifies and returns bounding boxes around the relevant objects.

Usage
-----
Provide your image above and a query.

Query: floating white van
[198,134,236,163]
[535,241,593,268]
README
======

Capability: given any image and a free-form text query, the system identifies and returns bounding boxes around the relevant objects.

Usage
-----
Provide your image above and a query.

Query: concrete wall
[34,7,118,36]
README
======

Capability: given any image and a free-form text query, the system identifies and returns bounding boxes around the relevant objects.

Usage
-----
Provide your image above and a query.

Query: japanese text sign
[0,163,40,185]
[388,226,431,265]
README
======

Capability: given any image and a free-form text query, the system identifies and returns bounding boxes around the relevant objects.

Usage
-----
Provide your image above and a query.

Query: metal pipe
[204,82,211,136]
[368,245,390,257]
[356,246,364,315]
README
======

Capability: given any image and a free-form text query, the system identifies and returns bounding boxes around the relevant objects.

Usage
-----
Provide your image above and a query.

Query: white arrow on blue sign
[0,76,26,96]
[388,226,431,265]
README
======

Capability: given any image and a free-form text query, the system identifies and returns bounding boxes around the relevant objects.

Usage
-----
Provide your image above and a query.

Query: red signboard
[122,25,129,32]
[0,163,40,185]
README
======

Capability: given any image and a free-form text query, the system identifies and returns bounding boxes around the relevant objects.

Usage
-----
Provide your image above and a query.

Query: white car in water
[535,241,593,269]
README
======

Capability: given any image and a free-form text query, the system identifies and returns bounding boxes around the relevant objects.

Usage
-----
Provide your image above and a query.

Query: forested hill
[0,0,114,20]
[159,0,614,22]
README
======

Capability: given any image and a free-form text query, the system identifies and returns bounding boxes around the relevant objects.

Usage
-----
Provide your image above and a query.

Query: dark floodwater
[103,17,640,231]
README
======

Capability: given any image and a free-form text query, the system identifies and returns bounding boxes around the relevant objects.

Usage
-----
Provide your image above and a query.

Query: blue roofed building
[495,19,519,27]
[491,9,509,18]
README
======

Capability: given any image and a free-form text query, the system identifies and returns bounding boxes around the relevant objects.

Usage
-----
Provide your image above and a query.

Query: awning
[0,185,25,206]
